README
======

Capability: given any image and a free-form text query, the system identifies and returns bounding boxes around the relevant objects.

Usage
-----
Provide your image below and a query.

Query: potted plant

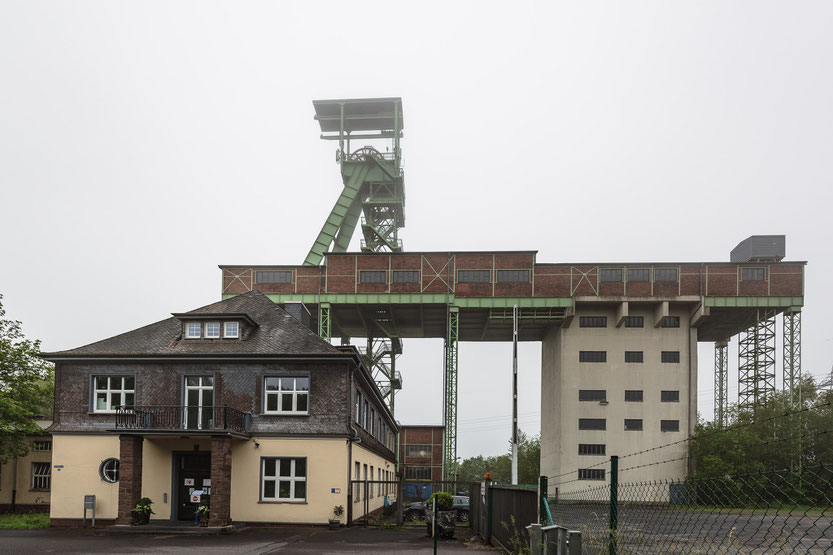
[425,492,455,539]
[131,497,154,525]
[329,505,344,529]
[197,502,210,527]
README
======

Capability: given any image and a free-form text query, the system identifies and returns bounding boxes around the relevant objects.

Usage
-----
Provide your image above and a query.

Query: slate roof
[43,291,342,358]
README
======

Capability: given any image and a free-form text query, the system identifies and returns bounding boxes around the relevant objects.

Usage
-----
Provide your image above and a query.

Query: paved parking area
[0,526,494,554]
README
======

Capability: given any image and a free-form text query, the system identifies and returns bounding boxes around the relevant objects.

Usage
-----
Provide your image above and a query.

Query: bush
[431,491,454,511]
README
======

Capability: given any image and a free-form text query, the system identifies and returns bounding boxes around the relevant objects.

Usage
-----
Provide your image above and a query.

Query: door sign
[190,490,204,503]
[203,479,211,486]
[184,478,195,486]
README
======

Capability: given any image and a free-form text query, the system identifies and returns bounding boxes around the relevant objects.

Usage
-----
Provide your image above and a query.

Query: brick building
[43,291,397,526]
[398,425,443,482]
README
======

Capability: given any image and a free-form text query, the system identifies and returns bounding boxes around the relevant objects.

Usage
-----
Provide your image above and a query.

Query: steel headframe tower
[306,98,405,413]
[737,309,777,412]
[714,340,729,427]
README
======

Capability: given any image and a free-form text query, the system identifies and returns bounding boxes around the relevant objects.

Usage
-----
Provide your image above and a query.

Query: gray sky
[1,1,831,459]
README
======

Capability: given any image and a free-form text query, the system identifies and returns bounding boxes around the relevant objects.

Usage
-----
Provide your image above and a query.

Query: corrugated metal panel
[730,235,785,262]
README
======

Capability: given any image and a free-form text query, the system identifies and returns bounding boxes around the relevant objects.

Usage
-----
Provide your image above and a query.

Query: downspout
[347,365,361,526]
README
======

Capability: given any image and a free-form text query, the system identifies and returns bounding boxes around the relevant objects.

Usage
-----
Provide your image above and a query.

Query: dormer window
[205,322,221,339]
[224,322,239,338]
[186,322,201,339]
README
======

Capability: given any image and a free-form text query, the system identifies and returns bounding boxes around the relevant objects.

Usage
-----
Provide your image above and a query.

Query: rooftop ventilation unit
[730,235,785,263]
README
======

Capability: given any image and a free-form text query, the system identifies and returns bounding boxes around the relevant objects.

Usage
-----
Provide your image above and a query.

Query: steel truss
[783,309,802,409]
[443,306,459,483]
[738,309,776,412]
[714,340,729,427]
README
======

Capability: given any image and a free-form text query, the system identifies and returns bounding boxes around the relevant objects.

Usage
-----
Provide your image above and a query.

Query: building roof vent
[730,235,785,263]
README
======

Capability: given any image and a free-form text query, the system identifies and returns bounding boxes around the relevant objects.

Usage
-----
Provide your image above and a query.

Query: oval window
[99,458,120,483]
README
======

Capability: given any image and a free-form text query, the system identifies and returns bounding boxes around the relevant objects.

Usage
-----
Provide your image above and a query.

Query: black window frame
[392,270,420,283]
[627,268,650,282]
[599,268,623,282]
[654,268,678,282]
[457,270,491,283]
[579,316,607,328]
[578,390,607,402]
[624,390,643,402]
[405,466,432,480]
[578,418,606,431]
[624,419,643,431]
[661,420,680,432]
[496,269,530,283]
[578,444,606,456]
[741,267,766,281]
[661,390,680,402]
[661,351,681,363]
[579,351,607,363]
[624,316,644,328]
[99,458,120,483]
[255,270,293,284]
[359,270,386,284]
[624,351,644,363]
[662,316,681,328]
[578,468,605,481]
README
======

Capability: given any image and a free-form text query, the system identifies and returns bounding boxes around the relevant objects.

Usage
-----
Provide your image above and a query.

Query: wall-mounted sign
[203,479,211,487]
[190,490,204,503]
[184,478,195,486]
[331,488,341,494]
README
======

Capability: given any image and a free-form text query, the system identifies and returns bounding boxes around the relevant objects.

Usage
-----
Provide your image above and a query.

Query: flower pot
[131,511,150,525]
[328,520,340,530]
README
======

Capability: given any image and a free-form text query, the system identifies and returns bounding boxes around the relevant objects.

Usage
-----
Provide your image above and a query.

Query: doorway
[174,452,211,521]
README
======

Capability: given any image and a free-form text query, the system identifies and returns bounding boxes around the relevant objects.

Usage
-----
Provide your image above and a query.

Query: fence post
[485,476,493,544]
[609,456,618,555]
[396,473,404,526]
[539,475,548,525]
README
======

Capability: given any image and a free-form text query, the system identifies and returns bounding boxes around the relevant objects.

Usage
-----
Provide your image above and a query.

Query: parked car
[405,495,470,523]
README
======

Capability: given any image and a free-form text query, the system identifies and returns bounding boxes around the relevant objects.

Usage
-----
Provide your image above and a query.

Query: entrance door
[176,453,211,521]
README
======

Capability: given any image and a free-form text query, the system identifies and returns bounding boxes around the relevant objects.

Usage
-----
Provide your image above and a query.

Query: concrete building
[42,291,397,527]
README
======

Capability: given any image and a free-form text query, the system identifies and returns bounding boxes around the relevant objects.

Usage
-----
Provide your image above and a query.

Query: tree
[455,429,540,484]
[0,294,54,465]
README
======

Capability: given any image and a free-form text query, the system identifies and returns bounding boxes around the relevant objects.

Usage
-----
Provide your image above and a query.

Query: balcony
[113,406,251,436]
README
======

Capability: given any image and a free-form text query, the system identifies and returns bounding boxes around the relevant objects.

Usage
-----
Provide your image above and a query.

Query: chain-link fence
[550,464,832,553]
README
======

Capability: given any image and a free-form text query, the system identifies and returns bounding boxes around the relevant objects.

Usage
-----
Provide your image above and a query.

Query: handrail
[114,405,250,434]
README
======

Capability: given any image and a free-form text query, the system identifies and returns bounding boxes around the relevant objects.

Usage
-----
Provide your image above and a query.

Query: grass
[0,512,50,529]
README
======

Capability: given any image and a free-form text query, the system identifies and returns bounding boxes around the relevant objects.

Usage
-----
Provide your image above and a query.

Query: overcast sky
[1,1,831,459]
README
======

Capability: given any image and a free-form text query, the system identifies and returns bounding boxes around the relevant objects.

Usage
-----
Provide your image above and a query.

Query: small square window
[627,269,650,282]
[661,420,680,432]
[224,322,239,338]
[186,322,201,339]
[624,390,643,402]
[578,444,606,456]
[661,390,680,402]
[661,351,681,363]
[624,419,643,431]
[578,418,606,430]
[655,268,678,282]
[578,468,605,481]
[624,316,644,328]
[741,268,766,281]
[205,322,220,338]
[599,268,623,282]
[579,351,607,363]
[625,351,643,363]
[578,390,606,402]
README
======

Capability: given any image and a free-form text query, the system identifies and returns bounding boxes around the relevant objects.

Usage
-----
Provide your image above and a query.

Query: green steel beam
[783,309,801,409]
[442,306,459,484]
[333,198,364,253]
[705,296,804,308]
[243,293,573,307]
[318,302,331,343]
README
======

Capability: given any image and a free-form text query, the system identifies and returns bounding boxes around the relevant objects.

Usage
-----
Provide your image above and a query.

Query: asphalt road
[0,526,494,554]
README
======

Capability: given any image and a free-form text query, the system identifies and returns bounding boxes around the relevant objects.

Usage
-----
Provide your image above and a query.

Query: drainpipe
[11,455,18,514]
[347,365,362,526]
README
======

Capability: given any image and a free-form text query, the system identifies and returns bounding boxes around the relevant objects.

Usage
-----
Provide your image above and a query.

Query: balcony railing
[114,405,251,434]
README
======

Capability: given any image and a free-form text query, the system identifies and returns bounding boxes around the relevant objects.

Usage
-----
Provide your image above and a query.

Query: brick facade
[208,436,232,526]
[117,435,143,524]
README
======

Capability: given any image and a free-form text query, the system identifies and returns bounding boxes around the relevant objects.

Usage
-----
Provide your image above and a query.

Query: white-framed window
[186,322,201,339]
[264,377,309,414]
[224,321,239,338]
[32,440,51,452]
[99,458,120,483]
[369,466,374,498]
[205,322,221,338]
[261,457,306,501]
[31,462,51,490]
[184,376,214,430]
[93,376,135,413]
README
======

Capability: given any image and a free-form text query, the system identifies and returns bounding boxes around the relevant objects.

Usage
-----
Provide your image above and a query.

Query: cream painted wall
[50,434,120,519]
[141,437,211,521]
[230,437,349,524]
[0,435,52,506]
[541,303,693,495]
[351,443,397,518]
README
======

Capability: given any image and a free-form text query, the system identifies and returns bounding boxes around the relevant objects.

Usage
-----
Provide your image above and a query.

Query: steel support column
[783,309,802,408]
[738,309,776,412]
[714,340,729,427]
[442,306,459,484]
[318,302,331,343]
